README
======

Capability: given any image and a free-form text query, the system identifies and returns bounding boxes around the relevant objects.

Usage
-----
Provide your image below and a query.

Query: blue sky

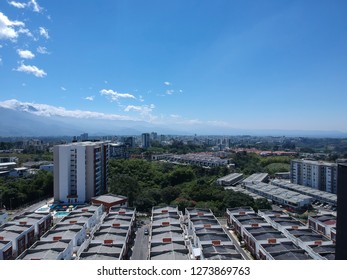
[1,0,347,134]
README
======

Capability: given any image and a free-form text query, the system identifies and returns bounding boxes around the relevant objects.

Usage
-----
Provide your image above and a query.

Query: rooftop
[91,194,127,204]
[150,250,189,260]
[271,250,313,260]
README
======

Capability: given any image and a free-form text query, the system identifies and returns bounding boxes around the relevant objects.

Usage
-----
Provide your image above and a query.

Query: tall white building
[290,159,337,194]
[54,141,109,204]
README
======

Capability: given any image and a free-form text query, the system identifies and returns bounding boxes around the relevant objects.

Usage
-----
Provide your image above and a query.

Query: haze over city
[1,0,347,136]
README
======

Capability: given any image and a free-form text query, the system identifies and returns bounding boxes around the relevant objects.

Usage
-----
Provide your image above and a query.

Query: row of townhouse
[216,173,244,186]
[149,206,189,260]
[244,182,313,210]
[186,208,243,260]
[16,205,104,260]
[227,207,335,260]
[227,208,312,260]
[0,212,52,260]
[79,206,136,260]
[258,210,335,260]
[271,179,337,207]
[308,214,336,241]
[152,153,229,167]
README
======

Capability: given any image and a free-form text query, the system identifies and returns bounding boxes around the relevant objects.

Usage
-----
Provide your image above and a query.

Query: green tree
[253,198,272,212]
[168,167,195,186]
[161,186,182,204]
[109,174,140,207]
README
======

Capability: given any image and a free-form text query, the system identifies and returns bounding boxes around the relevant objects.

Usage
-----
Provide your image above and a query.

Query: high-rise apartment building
[141,133,150,148]
[290,159,337,194]
[53,141,109,204]
[124,136,135,148]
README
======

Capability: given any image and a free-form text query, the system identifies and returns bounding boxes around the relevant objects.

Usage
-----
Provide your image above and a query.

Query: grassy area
[263,163,290,175]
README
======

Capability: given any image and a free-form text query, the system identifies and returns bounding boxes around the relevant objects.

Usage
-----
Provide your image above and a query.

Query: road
[7,197,53,220]
[217,217,251,260]
[130,218,150,260]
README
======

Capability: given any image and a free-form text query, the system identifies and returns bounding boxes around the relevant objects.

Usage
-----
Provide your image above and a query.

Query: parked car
[144,228,149,235]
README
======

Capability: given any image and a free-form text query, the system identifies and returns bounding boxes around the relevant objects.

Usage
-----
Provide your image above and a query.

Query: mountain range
[1,101,347,138]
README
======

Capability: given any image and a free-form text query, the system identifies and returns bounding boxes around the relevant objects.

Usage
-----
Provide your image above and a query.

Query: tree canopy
[108,158,271,215]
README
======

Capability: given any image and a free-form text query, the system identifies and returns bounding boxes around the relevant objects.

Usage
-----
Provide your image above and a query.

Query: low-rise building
[9,167,29,177]
[0,224,35,257]
[39,163,54,173]
[9,212,52,239]
[308,214,336,240]
[272,179,337,206]
[307,244,335,260]
[91,194,128,213]
[258,241,307,260]
[217,173,244,186]
[41,223,87,248]
[245,182,313,210]
[242,173,269,185]
[149,206,188,260]
[228,213,269,238]
[186,208,243,260]
[283,228,334,253]
[0,240,12,260]
[16,239,73,260]
[83,207,136,260]
[79,243,124,260]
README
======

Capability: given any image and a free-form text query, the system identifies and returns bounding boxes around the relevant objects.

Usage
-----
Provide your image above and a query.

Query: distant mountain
[1,100,347,137]
[0,107,80,136]
[0,107,181,136]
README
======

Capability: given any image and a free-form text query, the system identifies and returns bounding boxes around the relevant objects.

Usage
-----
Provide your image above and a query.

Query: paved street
[217,217,251,260]
[130,218,150,260]
[7,197,53,220]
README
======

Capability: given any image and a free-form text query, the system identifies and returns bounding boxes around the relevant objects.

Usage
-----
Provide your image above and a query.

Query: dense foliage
[231,152,292,175]
[0,171,53,210]
[108,159,272,215]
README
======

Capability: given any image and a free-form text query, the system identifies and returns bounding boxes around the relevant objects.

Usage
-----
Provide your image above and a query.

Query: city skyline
[1,0,347,134]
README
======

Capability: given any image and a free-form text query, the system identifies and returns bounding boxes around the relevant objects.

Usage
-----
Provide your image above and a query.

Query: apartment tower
[290,159,338,194]
[141,133,150,149]
[53,141,109,204]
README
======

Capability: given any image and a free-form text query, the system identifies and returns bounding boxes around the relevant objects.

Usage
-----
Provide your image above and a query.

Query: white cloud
[100,89,136,101]
[0,12,25,40]
[0,99,135,121]
[37,46,49,54]
[15,62,47,77]
[17,49,35,59]
[18,27,32,37]
[61,86,67,91]
[39,27,49,39]
[164,81,171,86]
[139,95,145,102]
[179,89,183,93]
[84,96,94,101]
[170,114,181,118]
[124,104,155,116]
[8,1,27,9]
[166,89,174,95]
[28,0,42,13]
